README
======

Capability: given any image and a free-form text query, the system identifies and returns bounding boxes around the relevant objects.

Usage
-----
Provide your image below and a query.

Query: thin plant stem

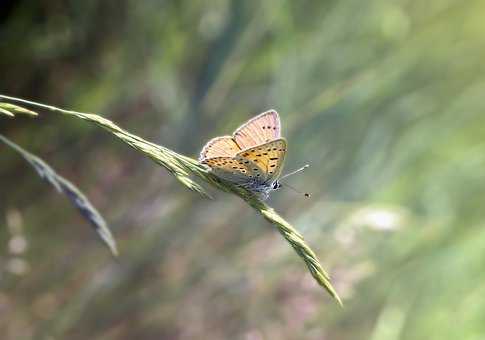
[0,94,342,305]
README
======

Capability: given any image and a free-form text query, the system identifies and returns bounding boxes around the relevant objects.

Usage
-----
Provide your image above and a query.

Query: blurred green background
[2,1,485,339]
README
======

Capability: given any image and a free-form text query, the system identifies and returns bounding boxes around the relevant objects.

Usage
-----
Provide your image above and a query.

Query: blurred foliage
[1,0,485,339]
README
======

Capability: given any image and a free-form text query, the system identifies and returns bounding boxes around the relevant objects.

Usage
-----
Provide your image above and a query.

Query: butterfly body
[199,110,286,200]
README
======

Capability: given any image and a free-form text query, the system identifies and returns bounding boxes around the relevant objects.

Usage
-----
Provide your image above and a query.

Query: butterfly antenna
[280,164,310,180]
[279,181,311,198]
[279,164,311,197]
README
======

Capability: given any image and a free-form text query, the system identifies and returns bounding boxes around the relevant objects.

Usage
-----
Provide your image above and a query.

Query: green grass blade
[0,134,118,256]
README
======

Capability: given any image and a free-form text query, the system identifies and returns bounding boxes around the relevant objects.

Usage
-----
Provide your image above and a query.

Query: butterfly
[199,110,288,200]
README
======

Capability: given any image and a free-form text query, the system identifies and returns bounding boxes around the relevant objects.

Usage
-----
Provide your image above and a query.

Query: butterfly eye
[272,181,280,190]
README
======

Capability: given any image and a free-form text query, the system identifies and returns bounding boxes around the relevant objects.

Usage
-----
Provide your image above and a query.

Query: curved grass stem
[0,94,342,305]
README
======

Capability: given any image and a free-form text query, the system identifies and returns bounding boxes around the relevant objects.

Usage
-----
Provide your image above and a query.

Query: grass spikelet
[0,102,38,117]
[1,94,342,305]
[0,134,118,256]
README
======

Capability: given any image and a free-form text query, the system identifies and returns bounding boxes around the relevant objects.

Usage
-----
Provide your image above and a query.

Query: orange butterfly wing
[199,136,241,161]
[235,139,287,183]
[200,110,286,187]
[201,157,255,184]
[233,110,281,150]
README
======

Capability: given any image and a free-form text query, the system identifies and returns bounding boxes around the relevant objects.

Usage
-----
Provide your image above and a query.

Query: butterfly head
[271,181,282,190]
[237,178,281,200]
